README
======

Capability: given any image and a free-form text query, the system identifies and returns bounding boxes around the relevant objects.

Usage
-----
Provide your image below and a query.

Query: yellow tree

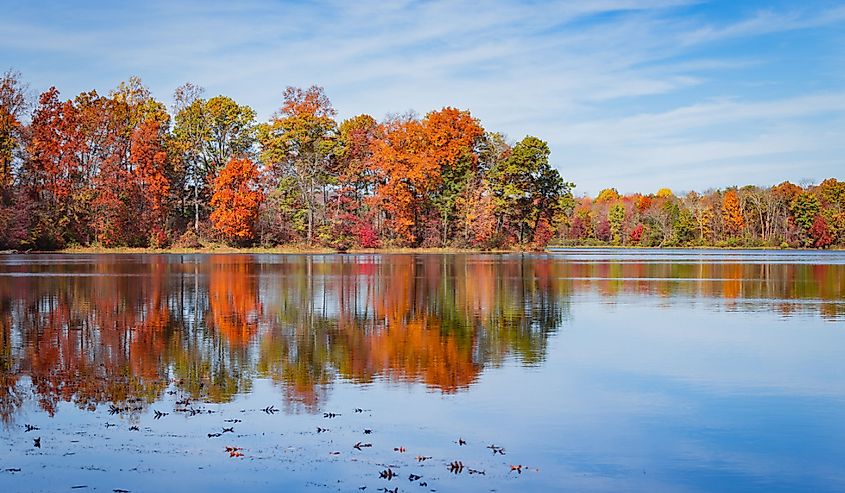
[595,188,620,203]
[0,70,28,190]
[258,86,337,244]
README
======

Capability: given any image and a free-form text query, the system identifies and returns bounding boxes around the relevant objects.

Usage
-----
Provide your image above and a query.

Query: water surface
[1,250,844,492]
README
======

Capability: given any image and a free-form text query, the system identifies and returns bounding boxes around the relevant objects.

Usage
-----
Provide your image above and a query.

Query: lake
[1,250,844,492]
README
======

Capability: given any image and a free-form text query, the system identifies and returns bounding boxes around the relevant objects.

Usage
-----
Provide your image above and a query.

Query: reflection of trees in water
[254,255,566,412]
[566,261,845,318]
[1,309,24,422]
[0,255,568,419]
[1,254,840,421]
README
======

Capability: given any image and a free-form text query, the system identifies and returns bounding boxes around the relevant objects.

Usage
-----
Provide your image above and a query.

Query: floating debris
[71,486,88,489]
[113,489,130,493]
[363,429,372,435]
[5,468,21,473]
[104,423,116,428]
[224,419,242,423]
[353,442,372,450]
[129,426,139,432]
[448,460,464,474]
[108,405,127,415]
[510,465,523,474]
[380,488,398,493]
[225,446,243,458]
[222,427,234,434]
[262,405,278,415]
[316,427,329,433]
[468,468,485,475]
[408,473,422,481]
[379,468,397,480]
[487,444,506,455]
[208,433,222,438]
[456,438,466,446]
[415,456,431,462]
[24,424,39,432]
[329,451,341,456]
[393,446,406,453]
[153,410,168,419]
[323,412,341,419]
[33,437,41,448]
[419,482,427,487]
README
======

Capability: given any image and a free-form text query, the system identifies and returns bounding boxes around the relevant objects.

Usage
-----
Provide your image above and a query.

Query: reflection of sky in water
[1,252,844,492]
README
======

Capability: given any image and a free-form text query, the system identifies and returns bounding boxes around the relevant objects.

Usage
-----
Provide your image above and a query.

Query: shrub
[174,229,203,249]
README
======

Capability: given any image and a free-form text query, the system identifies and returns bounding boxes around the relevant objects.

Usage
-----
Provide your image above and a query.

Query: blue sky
[1,0,844,195]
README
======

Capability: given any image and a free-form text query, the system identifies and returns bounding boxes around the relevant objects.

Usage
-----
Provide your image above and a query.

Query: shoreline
[1,244,842,255]
[1,246,512,255]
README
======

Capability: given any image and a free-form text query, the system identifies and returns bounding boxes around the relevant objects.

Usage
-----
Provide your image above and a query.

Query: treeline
[0,70,569,250]
[2,70,841,251]
[558,182,844,248]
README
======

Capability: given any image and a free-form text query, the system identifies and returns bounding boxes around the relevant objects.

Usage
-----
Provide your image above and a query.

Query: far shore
[1,244,842,255]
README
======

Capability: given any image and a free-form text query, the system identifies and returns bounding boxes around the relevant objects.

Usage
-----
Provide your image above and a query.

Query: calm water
[1,250,844,492]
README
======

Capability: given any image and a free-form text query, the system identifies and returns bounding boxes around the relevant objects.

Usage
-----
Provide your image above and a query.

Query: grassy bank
[48,245,508,255]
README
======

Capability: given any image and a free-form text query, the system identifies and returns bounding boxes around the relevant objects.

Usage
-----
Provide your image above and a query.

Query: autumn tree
[368,113,430,245]
[336,114,377,206]
[423,107,484,245]
[210,157,263,244]
[596,188,620,203]
[173,84,256,231]
[643,197,679,246]
[131,120,171,246]
[722,189,744,237]
[809,215,832,248]
[327,114,379,247]
[656,188,674,199]
[24,87,84,247]
[259,86,337,244]
[462,132,511,246]
[0,70,28,191]
[91,79,171,246]
[0,70,31,248]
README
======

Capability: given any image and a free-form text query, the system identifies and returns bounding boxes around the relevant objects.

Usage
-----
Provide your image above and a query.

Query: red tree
[131,120,170,246]
[810,215,832,248]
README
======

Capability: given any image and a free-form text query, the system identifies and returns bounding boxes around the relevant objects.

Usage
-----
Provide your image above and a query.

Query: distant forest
[0,71,842,250]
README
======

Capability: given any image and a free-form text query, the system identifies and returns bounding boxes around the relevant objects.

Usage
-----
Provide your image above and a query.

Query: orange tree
[721,189,744,237]
[210,157,263,244]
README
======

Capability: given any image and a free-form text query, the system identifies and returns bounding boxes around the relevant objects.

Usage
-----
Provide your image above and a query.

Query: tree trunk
[193,179,199,231]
